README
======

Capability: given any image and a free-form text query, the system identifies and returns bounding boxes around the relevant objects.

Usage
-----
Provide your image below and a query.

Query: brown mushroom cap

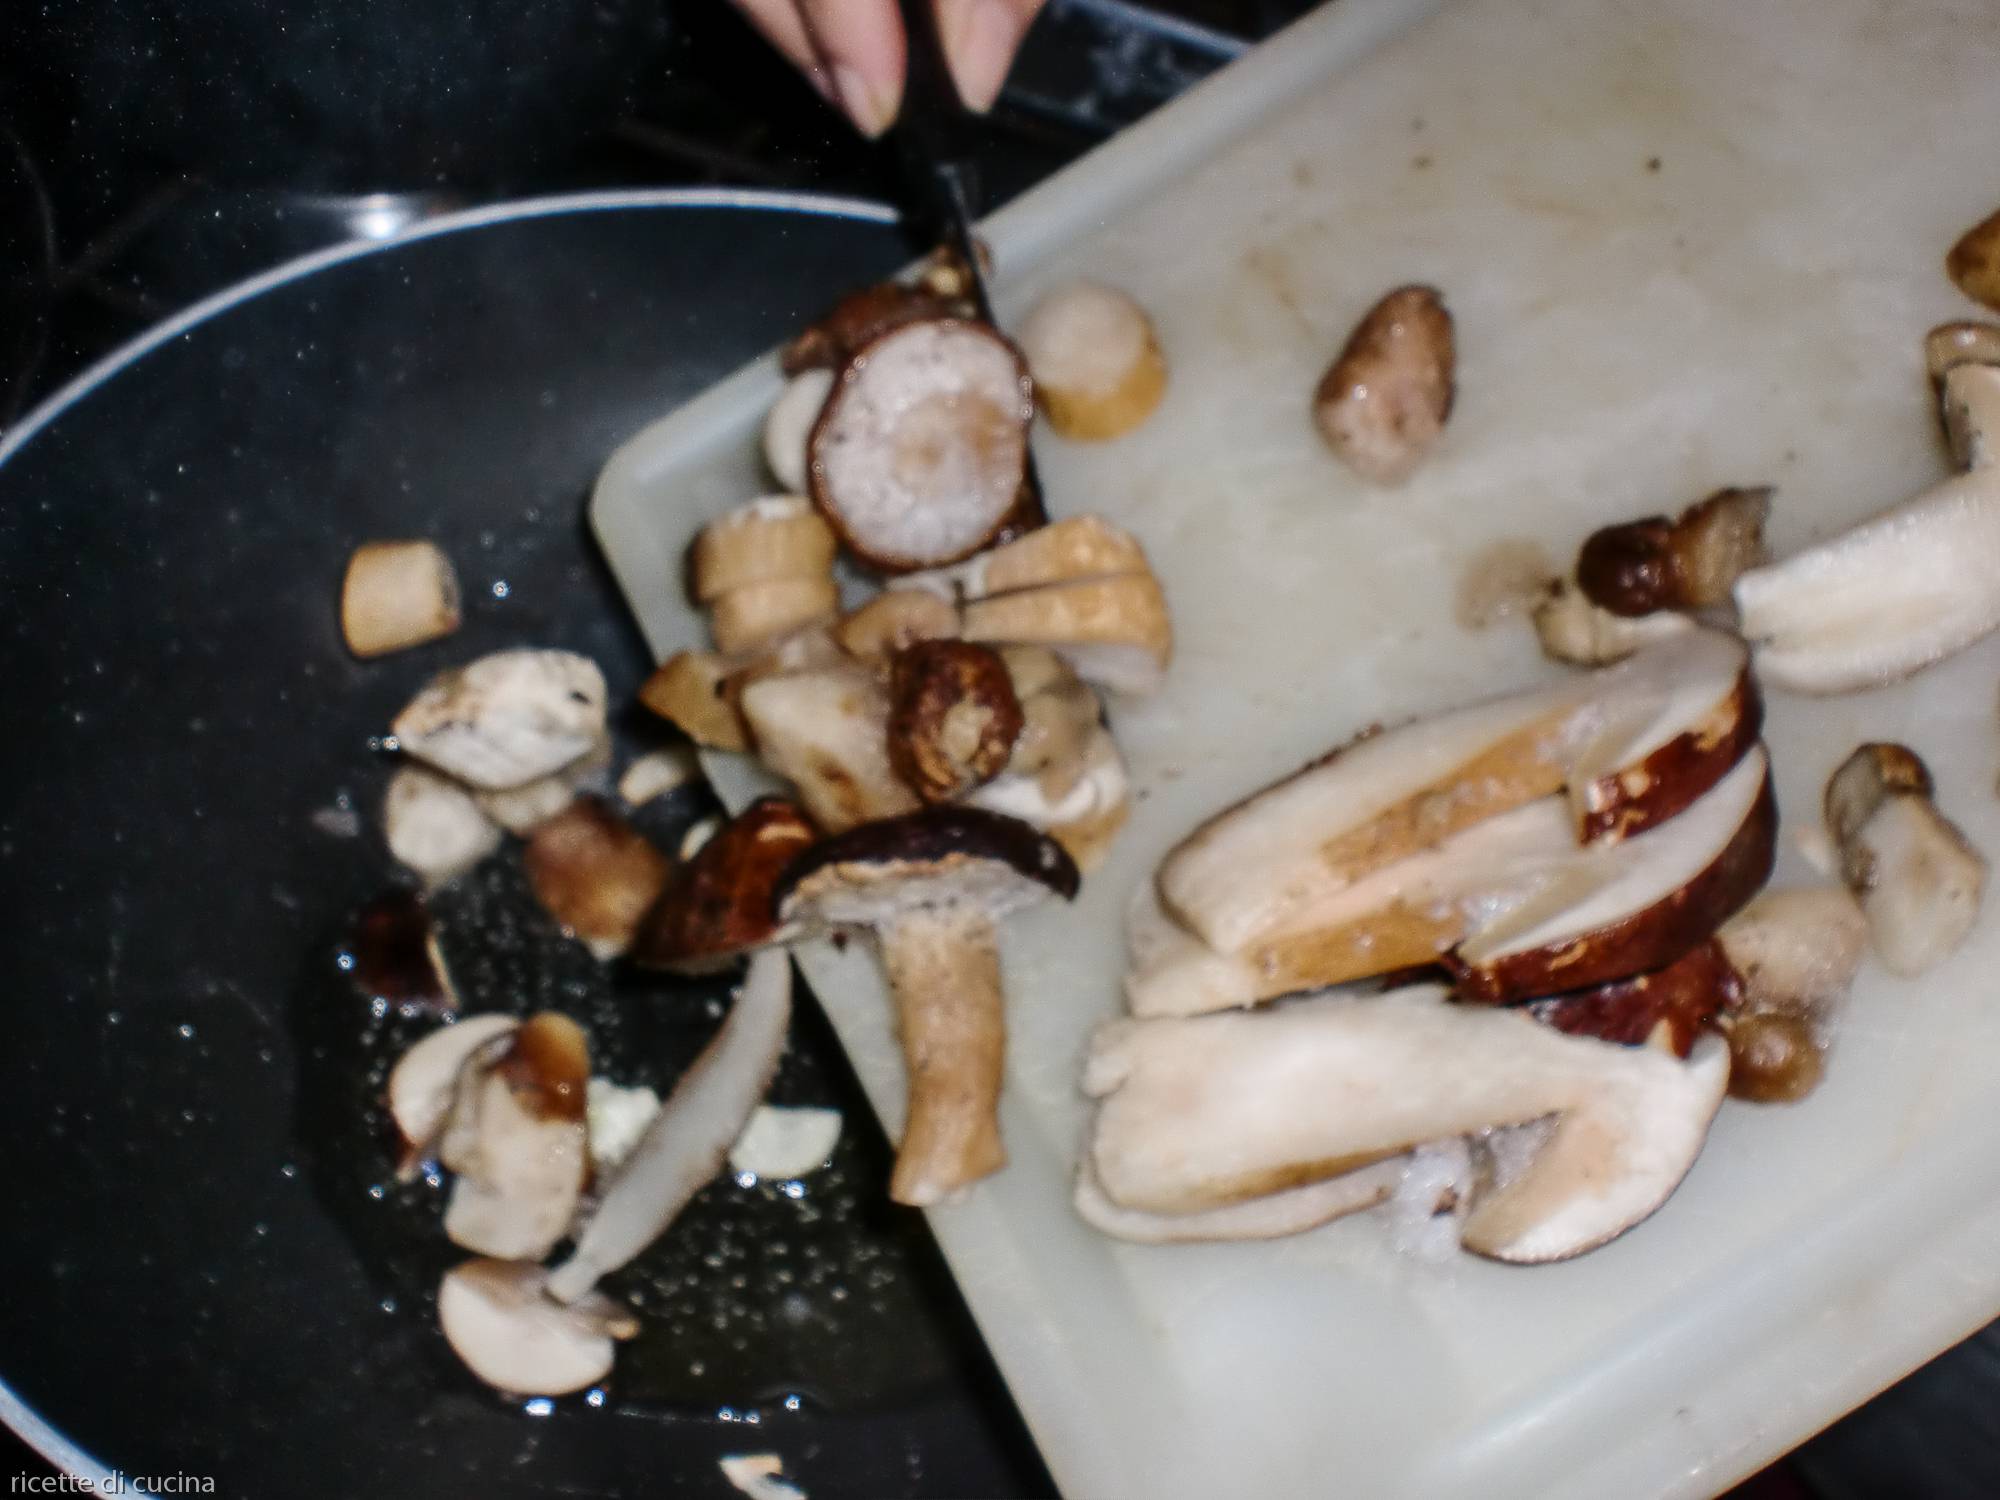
[886,640,1025,803]
[808,318,1036,573]
[776,805,1079,926]
[631,797,818,973]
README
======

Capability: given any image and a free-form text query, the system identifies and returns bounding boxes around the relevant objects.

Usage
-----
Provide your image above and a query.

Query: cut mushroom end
[738,661,920,833]
[1461,1034,1730,1263]
[886,639,1024,802]
[347,887,461,1017]
[1947,206,2000,313]
[638,650,749,752]
[808,318,1035,571]
[386,1013,521,1169]
[523,798,673,960]
[1532,578,1694,665]
[1312,284,1454,486]
[341,539,461,658]
[834,589,962,659]
[1017,280,1169,442]
[438,1258,636,1397]
[709,575,841,657]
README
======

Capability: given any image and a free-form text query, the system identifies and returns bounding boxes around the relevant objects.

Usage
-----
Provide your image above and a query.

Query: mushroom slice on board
[437,1258,637,1397]
[1734,363,2000,692]
[1016,280,1169,442]
[807,318,1036,572]
[1575,486,1771,617]
[546,949,792,1304]
[1083,985,1729,1263]
[1532,578,1694,666]
[630,797,817,973]
[1158,628,1754,957]
[393,649,609,790]
[776,806,1079,1206]
[440,1012,590,1261]
[764,370,835,493]
[737,661,920,833]
[1073,1156,1404,1244]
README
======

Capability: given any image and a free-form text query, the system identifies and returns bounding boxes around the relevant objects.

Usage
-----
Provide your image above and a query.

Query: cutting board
[592,0,2000,1493]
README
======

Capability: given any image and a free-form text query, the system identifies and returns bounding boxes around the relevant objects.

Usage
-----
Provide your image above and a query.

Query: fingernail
[831,61,899,137]
[942,0,1027,114]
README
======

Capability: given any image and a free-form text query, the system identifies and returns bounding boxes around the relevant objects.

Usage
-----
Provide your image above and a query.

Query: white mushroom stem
[1735,374,2000,692]
[875,905,1008,1207]
[1073,1156,1402,1243]
[546,949,792,1304]
[437,1259,637,1397]
[393,649,609,790]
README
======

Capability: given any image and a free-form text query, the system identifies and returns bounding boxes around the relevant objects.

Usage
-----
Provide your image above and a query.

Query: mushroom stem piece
[776,806,1080,1207]
[877,904,1007,1203]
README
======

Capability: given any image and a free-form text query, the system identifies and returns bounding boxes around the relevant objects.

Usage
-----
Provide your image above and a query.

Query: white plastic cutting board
[592,0,2000,1493]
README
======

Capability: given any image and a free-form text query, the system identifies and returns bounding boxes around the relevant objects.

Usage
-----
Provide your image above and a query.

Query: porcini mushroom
[393,649,608,790]
[1532,578,1693,666]
[807,318,1036,572]
[1016,280,1169,441]
[1313,284,1454,485]
[885,640,1024,802]
[440,1011,590,1261]
[960,572,1174,696]
[340,539,462,658]
[1823,742,1986,976]
[1734,367,2000,692]
[1073,1155,1405,1244]
[386,1013,520,1173]
[547,950,792,1303]
[437,1258,637,1397]
[762,370,835,493]
[738,661,920,832]
[1082,985,1729,1262]
[346,888,460,1017]
[1714,886,1867,1022]
[1946,206,2000,312]
[631,797,817,973]
[1576,486,1771,616]
[522,797,673,960]
[775,806,1080,1205]
[382,764,502,885]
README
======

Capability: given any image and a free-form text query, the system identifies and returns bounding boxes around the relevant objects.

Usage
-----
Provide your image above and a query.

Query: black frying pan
[0,192,1053,1499]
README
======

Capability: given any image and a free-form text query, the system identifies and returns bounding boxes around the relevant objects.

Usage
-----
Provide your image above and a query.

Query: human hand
[731,0,1048,137]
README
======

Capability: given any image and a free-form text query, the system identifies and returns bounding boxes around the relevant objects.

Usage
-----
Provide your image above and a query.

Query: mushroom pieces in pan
[775,806,1079,1205]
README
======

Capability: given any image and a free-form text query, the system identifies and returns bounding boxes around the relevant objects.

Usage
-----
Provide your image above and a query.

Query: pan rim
[0,183,898,1494]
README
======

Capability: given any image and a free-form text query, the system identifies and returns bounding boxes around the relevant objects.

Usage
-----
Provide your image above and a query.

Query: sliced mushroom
[1824,743,1986,976]
[709,575,841,657]
[909,514,1154,603]
[1312,285,1454,485]
[960,572,1174,696]
[522,797,673,960]
[638,649,749,752]
[346,888,460,1017]
[383,763,502,885]
[738,661,920,832]
[1072,1155,1404,1243]
[1158,628,1754,955]
[1532,577,1694,665]
[780,279,969,375]
[1576,486,1771,616]
[631,797,817,972]
[970,723,1131,873]
[585,1077,663,1175]
[775,806,1079,1205]
[441,1012,590,1261]
[763,370,835,493]
[386,1015,520,1173]
[1714,886,1867,1022]
[1523,938,1740,1057]
[393,649,608,790]
[1947,206,2000,313]
[1733,383,2000,691]
[834,589,962,660]
[807,318,1035,572]
[885,640,1024,803]
[547,950,792,1303]
[475,732,612,835]
[616,745,700,808]
[1016,280,1168,442]
[340,539,461,658]
[437,1258,637,1397]
[1083,985,1728,1262]
[728,1104,844,1180]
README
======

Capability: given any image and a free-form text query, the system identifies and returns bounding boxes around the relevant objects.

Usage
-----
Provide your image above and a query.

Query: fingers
[936,0,1047,113]
[796,0,907,137]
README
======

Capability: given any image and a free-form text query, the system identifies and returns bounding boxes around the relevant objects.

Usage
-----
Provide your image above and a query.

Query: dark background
[1,1,1995,1495]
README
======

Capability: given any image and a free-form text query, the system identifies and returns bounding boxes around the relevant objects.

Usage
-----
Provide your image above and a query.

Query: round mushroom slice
[775,806,1080,1205]
[438,1258,637,1397]
[808,318,1036,572]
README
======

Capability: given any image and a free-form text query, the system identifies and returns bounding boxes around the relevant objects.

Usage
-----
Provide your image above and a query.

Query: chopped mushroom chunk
[638,649,749,752]
[885,640,1024,803]
[1824,743,1986,977]
[631,796,816,973]
[393,649,608,790]
[438,1258,637,1397]
[1532,578,1694,665]
[1313,285,1454,486]
[383,764,502,885]
[1016,280,1168,441]
[387,1014,520,1173]
[777,807,1079,1205]
[341,540,461,658]
[729,1105,843,1180]
[522,798,673,960]
[738,662,920,832]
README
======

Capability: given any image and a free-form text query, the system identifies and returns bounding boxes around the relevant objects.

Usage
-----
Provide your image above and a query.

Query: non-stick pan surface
[0,191,1053,1499]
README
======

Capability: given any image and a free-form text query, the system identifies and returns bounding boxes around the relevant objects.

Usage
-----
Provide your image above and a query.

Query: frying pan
[0,191,1053,1499]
